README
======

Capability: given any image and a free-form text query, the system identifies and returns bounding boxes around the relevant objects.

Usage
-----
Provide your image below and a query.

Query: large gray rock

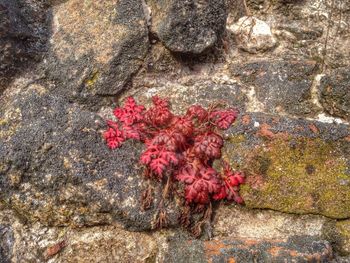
[231,60,320,116]
[149,0,227,54]
[0,84,179,230]
[0,208,159,262]
[164,236,334,262]
[226,112,350,219]
[0,0,50,94]
[42,0,149,107]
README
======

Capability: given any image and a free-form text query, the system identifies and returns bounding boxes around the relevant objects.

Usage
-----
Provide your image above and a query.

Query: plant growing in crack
[103,96,245,236]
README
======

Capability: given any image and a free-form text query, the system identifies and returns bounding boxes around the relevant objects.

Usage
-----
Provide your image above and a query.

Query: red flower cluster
[103,96,245,205]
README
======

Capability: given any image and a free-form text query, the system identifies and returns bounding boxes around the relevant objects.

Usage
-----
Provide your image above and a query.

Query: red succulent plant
[103,96,245,234]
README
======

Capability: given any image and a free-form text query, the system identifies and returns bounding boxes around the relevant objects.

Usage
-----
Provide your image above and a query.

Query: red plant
[103,96,245,234]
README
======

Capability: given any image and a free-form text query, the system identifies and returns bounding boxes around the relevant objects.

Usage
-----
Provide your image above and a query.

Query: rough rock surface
[0,84,180,230]
[213,206,326,239]
[164,235,333,262]
[225,112,350,219]
[0,0,50,93]
[148,0,227,54]
[324,219,350,256]
[0,208,159,262]
[320,67,350,121]
[0,205,340,262]
[1,0,350,261]
[42,0,149,107]
[231,59,320,116]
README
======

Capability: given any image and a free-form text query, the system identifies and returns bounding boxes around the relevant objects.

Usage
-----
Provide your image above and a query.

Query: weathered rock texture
[231,59,320,116]
[320,67,350,121]
[43,0,149,107]
[0,84,180,230]
[0,0,50,94]
[1,0,350,261]
[225,113,350,219]
[148,0,227,54]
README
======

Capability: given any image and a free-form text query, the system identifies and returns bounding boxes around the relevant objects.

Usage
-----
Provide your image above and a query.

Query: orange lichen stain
[204,240,230,257]
[289,249,325,260]
[242,115,251,126]
[44,240,67,260]
[269,246,282,257]
[256,123,289,140]
[243,239,260,246]
[288,250,299,257]
[274,248,323,259]
[309,124,319,134]
[228,258,236,263]
[306,254,322,261]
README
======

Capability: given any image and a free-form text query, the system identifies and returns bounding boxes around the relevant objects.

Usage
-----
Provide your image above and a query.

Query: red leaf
[104,122,125,149]
[141,144,178,178]
[113,97,145,125]
[209,109,238,129]
[176,164,220,204]
[213,162,245,202]
[186,105,208,121]
[171,116,194,136]
[194,132,223,159]
[122,122,146,140]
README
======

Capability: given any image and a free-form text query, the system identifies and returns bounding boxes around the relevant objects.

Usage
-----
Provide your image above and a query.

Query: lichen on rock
[240,137,350,219]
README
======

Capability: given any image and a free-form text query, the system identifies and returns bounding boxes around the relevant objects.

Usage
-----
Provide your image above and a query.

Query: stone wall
[0,0,350,262]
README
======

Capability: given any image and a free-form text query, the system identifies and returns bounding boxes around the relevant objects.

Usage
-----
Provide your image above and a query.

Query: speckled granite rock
[42,0,149,107]
[0,208,159,262]
[0,83,180,230]
[164,236,334,262]
[231,59,320,116]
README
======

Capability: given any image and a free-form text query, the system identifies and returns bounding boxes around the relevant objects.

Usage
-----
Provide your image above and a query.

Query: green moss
[338,220,350,233]
[234,137,350,218]
[323,220,350,256]
[227,134,246,144]
[0,119,8,126]
[85,70,99,87]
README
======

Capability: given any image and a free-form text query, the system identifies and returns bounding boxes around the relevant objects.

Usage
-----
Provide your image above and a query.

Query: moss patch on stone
[335,220,350,255]
[85,70,99,87]
[323,219,350,256]
[227,137,350,219]
[334,220,350,255]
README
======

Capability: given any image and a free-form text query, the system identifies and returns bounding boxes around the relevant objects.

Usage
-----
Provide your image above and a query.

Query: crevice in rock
[247,206,350,221]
